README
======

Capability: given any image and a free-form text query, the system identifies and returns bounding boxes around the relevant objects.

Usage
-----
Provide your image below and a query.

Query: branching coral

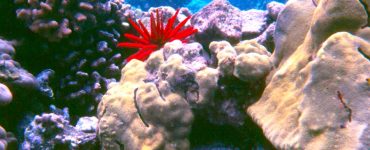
[118,9,198,61]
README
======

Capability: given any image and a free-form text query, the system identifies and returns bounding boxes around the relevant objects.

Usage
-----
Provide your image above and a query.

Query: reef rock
[247,0,370,149]
[191,0,243,45]
[267,1,285,20]
[254,23,276,52]
[22,111,98,149]
[240,9,268,39]
[191,0,283,47]
[98,38,273,149]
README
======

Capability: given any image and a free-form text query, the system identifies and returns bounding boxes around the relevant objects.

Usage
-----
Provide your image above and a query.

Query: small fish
[367,78,370,86]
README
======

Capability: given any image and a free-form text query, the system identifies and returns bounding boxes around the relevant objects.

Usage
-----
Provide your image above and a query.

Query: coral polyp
[118,9,198,62]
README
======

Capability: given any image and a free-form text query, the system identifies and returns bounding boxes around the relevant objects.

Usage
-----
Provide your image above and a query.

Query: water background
[126,0,288,13]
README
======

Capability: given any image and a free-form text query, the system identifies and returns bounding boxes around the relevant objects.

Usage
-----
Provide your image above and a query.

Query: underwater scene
[0,0,369,149]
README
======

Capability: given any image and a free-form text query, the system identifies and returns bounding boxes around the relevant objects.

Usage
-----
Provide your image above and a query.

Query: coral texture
[270,0,316,67]
[14,0,139,111]
[15,0,128,42]
[57,6,195,115]
[0,37,50,150]
[247,0,370,149]
[98,38,273,149]
[191,0,284,47]
[191,0,243,45]
[52,1,134,112]
[22,110,98,149]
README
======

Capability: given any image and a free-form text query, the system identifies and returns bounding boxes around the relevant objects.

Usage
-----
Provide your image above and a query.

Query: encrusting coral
[118,8,198,61]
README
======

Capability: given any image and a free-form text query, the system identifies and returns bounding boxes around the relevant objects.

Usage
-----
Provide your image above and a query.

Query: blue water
[126,0,288,13]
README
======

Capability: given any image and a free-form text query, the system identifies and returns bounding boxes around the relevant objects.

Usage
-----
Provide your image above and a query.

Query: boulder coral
[97,42,199,150]
[97,39,273,149]
[247,0,370,149]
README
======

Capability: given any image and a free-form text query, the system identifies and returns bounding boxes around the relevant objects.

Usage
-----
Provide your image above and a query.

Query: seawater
[126,0,288,13]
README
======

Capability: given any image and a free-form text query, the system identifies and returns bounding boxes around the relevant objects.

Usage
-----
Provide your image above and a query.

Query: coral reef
[56,6,197,115]
[4,0,368,149]
[98,37,273,149]
[0,38,53,148]
[15,0,128,42]
[13,0,138,114]
[49,1,135,114]
[0,36,52,150]
[191,0,284,49]
[247,0,370,149]
[97,41,199,149]
[22,107,98,149]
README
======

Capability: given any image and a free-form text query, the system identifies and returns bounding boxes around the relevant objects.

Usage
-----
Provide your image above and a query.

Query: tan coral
[271,0,316,68]
[209,41,237,76]
[98,52,193,150]
[209,40,273,82]
[247,0,370,149]
[234,53,272,82]
[195,68,219,107]
[98,38,276,149]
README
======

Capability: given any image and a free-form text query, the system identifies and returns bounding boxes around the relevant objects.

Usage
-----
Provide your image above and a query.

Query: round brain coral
[118,9,198,62]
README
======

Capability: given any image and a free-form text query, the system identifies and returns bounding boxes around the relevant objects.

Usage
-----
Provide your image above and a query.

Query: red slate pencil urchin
[117,9,198,62]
